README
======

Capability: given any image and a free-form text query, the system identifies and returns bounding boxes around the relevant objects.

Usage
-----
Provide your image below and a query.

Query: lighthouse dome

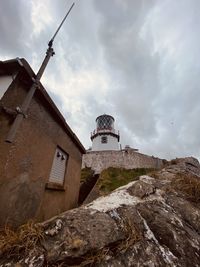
[96,114,114,131]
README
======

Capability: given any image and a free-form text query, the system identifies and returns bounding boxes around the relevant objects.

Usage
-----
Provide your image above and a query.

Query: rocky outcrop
[1,157,200,266]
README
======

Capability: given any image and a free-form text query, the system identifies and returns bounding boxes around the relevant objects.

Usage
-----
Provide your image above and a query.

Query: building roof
[96,114,115,122]
[0,58,85,154]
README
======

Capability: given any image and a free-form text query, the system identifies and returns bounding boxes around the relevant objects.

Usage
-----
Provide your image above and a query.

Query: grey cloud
[92,0,200,159]
[49,0,101,67]
[94,0,160,139]
[0,0,200,159]
[0,0,32,57]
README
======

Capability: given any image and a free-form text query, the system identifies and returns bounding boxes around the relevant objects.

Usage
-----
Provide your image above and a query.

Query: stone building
[82,150,163,174]
[0,58,85,227]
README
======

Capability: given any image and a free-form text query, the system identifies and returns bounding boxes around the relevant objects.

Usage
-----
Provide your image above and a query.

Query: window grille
[97,115,113,130]
[49,147,68,185]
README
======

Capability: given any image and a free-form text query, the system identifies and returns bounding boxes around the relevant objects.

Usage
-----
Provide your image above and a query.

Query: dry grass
[172,173,200,202]
[148,170,160,179]
[0,220,44,257]
[116,217,141,253]
[79,248,110,267]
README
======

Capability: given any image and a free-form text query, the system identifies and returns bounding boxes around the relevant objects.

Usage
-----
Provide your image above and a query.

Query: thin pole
[6,3,75,143]
[50,3,75,45]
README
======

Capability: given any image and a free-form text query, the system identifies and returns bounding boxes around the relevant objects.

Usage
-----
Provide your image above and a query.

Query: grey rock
[1,157,200,266]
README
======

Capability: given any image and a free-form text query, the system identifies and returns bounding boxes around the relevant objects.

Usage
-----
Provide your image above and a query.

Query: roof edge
[1,58,85,154]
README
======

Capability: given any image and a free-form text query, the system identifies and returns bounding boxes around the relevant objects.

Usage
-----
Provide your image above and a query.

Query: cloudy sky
[0,0,200,160]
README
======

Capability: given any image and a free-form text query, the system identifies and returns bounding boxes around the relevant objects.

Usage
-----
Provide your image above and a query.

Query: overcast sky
[0,0,200,160]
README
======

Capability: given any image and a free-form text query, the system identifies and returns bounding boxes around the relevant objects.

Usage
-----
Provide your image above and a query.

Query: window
[97,115,113,129]
[48,147,68,185]
[101,136,107,144]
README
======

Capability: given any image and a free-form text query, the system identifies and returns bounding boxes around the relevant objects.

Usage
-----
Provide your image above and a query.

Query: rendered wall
[0,74,83,227]
[92,135,119,151]
[82,150,163,174]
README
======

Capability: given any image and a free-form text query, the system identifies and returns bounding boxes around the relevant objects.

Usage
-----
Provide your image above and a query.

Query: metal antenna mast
[6,3,75,143]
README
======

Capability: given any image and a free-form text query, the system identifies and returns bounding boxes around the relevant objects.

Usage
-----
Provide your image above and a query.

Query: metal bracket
[1,105,17,117]
[31,78,40,89]
[15,106,28,118]
[1,105,27,119]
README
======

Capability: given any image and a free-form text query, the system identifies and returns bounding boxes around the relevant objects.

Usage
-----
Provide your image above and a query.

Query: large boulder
[0,157,200,266]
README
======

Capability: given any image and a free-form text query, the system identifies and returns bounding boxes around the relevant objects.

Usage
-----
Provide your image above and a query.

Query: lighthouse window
[101,136,107,144]
[97,115,113,130]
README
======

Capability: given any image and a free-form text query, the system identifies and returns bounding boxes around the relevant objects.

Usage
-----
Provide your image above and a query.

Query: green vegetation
[97,167,153,194]
[80,167,95,183]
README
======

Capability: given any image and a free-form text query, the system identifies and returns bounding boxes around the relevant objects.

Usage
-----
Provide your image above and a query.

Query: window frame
[45,146,69,191]
[101,136,108,144]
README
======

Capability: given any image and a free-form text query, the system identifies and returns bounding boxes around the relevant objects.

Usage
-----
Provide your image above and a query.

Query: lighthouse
[91,114,120,151]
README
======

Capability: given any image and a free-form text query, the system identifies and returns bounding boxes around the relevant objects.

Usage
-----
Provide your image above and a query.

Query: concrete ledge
[45,182,66,191]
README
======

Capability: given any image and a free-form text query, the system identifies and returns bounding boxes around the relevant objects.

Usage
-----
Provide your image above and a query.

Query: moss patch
[81,168,95,183]
[97,167,153,194]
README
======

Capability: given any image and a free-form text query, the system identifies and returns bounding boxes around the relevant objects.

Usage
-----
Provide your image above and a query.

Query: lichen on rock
[0,157,200,266]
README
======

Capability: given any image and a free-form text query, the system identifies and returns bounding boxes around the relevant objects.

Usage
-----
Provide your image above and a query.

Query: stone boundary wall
[82,150,163,173]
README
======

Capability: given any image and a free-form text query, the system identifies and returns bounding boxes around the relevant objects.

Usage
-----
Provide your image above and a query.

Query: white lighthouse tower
[91,114,120,151]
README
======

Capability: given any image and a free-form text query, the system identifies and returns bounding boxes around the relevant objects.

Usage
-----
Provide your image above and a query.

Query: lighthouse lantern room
[91,114,120,151]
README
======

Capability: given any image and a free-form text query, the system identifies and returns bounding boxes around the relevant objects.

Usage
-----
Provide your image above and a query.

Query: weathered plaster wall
[92,135,119,151]
[0,73,82,227]
[82,150,163,173]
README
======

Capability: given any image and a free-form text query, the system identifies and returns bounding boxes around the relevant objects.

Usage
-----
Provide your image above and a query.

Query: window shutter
[49,147,68,184]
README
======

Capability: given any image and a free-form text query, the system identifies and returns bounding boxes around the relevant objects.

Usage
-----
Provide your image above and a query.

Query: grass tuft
[97,167,153,194]
[172,173,200,202]
[116,217,141,253]
[79,247,110,267]
[0,220,44,257]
